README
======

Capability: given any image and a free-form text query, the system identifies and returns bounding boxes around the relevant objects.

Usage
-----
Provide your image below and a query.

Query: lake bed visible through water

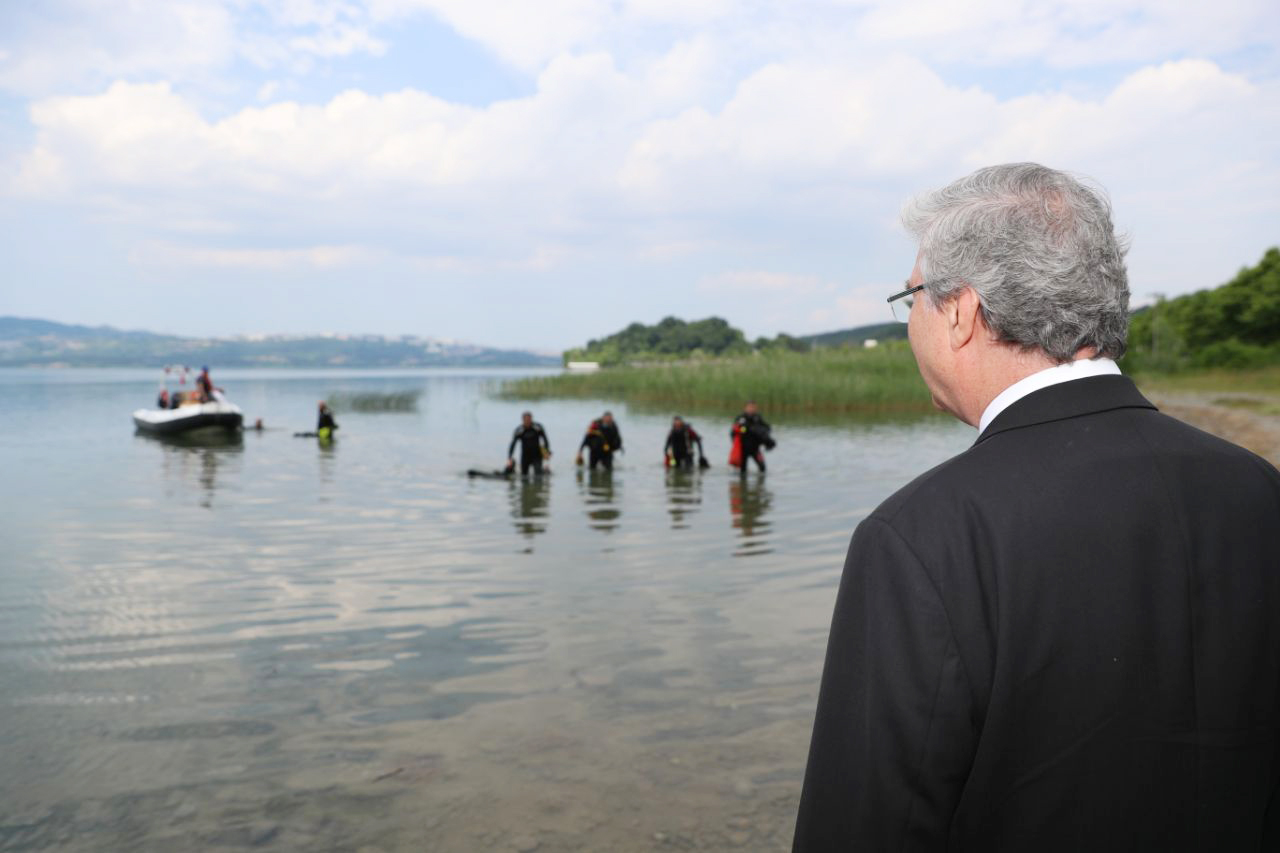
[0,368,971,852]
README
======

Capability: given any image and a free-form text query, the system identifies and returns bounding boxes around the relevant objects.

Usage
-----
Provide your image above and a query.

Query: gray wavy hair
[902,163,1130,362]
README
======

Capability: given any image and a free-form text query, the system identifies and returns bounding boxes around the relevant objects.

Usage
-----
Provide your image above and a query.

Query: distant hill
[556,315,909,366]
[802,321,907,348]
[0,316,559,368]
[564,316,752,366]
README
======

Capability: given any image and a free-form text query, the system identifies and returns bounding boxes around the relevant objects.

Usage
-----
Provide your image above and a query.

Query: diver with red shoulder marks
[729,401,775,473]
[576,411,622,470]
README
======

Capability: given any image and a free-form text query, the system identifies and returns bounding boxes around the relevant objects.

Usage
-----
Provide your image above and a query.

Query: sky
[1,0,1278,352]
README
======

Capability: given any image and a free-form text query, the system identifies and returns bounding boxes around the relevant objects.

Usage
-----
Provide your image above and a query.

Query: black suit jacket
[794,375,1280,851]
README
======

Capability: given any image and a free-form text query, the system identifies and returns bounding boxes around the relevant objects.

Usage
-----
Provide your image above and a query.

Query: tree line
[563,316,810,366]
[566,247,1280,372]
[1122,247,1280,372]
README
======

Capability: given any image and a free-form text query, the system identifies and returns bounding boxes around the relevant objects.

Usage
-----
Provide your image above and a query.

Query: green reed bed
[500,343,937,415]
[327,390,422,412]
[1130,365,1280,396]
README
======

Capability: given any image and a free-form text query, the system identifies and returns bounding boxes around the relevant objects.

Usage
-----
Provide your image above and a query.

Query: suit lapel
[976,375,1157,445]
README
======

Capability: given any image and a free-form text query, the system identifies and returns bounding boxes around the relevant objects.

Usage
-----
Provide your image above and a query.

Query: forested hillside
[1123,247,1280,371]
[564,316,811,365]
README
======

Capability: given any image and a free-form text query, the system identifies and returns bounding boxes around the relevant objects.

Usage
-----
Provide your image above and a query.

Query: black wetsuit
[197,372,214,402]
[509,423,551,475]
[579,419,622,470]
[317,410,337,432]
[732,412,774,472]
[156,392,168,409]
[665,424,704,468]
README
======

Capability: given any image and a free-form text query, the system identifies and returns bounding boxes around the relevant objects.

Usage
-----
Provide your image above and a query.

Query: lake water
[0,367,972,852]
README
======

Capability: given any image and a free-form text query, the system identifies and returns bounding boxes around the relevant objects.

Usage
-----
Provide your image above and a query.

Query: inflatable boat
[133,399,244,435]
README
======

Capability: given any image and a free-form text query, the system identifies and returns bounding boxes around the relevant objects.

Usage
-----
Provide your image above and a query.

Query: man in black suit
[794,163,1280,851]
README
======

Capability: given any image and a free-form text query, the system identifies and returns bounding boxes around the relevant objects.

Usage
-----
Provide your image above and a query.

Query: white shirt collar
[978,358,1121,436]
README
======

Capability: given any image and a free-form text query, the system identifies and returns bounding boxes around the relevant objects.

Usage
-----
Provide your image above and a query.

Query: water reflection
[577,468,621,533]
[728,474,773,556]
[508,476,551,541]
[315,431,337,487]
[663,468,703,529]
[136,430,243,508]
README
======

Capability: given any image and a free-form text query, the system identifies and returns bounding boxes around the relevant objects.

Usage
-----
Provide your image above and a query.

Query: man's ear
[948,286,981,351]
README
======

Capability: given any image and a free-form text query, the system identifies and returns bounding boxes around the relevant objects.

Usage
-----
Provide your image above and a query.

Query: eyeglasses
[887,282,924,323]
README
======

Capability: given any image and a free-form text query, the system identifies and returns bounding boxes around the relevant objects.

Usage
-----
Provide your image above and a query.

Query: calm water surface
[0,368,971,852]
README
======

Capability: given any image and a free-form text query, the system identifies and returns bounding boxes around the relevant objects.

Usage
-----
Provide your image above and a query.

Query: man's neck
[954,349,1059,427]
[967,349,1115,433]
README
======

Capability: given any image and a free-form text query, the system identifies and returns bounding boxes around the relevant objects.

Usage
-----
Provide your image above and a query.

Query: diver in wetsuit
[157,389,170,409]
[730,401,775,472]
[317,402,338,440]
[508,411,552,476]
[665,416,708,469]
[576,411,622,470]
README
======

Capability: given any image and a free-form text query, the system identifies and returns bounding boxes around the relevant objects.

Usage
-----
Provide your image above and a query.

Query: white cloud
[0,0,387,96]
[132,241,375,269]
[856,0,1280,68]
[5,0,1278,99]
[808,288,897,332]
[616,54,1002,208]
[624,0,736,26]
[2,0,1279,343]
[10,56,1278,289]
[369,0,610,72]
[698,270,835,295]
[0,1,236,96]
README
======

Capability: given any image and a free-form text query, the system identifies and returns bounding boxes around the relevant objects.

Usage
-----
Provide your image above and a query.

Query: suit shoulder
[868,450,978,528]
[1135,408,1280,486]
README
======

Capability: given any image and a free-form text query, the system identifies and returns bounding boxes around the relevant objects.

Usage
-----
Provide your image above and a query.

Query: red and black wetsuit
[579,419,622,470]
[731,412,774,472]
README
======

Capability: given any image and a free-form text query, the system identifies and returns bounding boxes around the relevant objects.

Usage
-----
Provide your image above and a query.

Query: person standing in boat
[729,401,775,472]
[156,389,170,409]
[316,402,338,440]
[196,366,223,403]
[665,416,709,469]
[508,412,551,476]
[576,411,623,470]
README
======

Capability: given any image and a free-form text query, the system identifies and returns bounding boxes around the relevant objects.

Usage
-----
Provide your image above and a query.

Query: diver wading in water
[665,416,709,469]
[316,402,338,441]
[293,401,338,439]
[728,401,775,473]
[576,411,623,470]
[508,412,552,476]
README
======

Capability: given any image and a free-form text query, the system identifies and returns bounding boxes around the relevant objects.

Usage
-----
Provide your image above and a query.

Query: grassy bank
[501,341,1280,421]
[500,342,937,415]
[1130,364,1280,395]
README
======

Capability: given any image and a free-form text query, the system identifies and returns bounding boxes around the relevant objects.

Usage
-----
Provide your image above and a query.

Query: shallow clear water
[0,368,972,852]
